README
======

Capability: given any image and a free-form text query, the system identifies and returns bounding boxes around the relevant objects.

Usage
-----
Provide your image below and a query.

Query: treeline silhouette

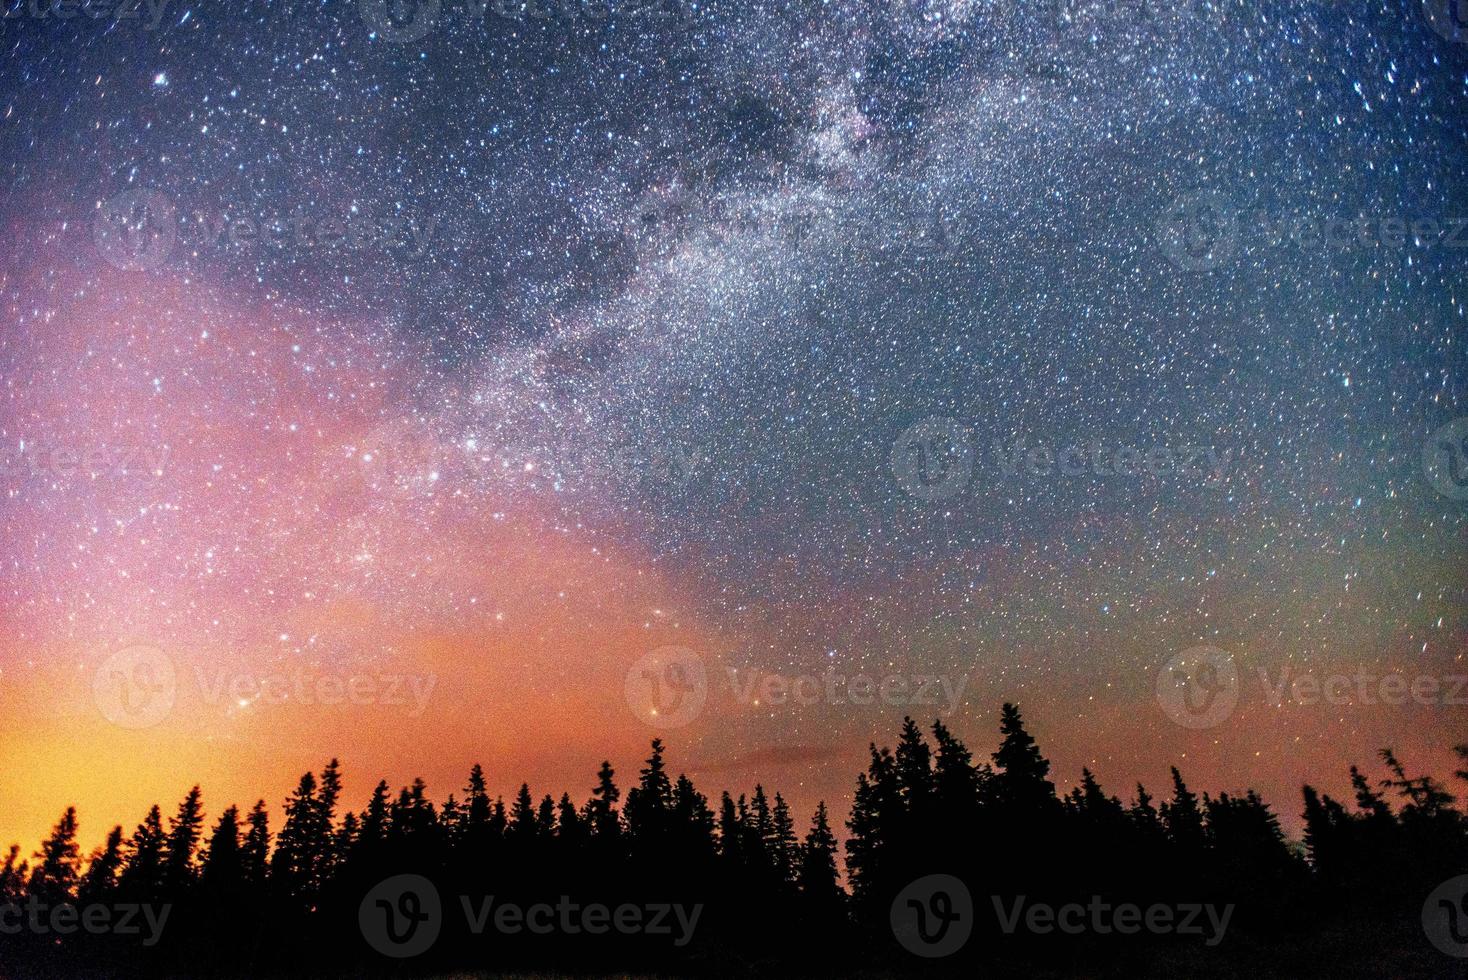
[3,703,1465,977]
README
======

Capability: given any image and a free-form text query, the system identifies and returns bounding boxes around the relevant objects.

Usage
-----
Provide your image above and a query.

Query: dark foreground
[4,705,1466,977]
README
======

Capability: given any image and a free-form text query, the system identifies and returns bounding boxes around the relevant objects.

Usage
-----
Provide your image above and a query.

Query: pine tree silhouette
[4,707,1467,975]
[797,801,843,917]
[119,805,165,902]
[78,825,124,903]
[162,786,204,895]
[241,800,271,889]
[200,805,243,898]
[28,807,81,906]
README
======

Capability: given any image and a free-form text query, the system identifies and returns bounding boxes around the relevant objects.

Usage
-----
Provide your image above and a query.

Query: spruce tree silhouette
[0,844,28,905]
[78,825,123,904]
[199,806,243,899]
[161,787,203,897]
[797,800,845,928]
[118,805,164,903]
[28,807,81,907]
[240,800,271,889]
[4,708,1468,976]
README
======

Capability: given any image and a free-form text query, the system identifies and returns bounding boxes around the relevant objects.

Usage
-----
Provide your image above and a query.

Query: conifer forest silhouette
[4,703,1468,977]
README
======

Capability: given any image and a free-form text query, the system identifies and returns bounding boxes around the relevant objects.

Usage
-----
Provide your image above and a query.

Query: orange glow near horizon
[2,261,1465,862]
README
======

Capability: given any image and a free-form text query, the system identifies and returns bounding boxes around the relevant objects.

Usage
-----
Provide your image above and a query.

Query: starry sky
[1,0,1466,855]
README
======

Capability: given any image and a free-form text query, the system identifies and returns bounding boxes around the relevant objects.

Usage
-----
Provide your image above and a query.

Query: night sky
[1,0,1466,855]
